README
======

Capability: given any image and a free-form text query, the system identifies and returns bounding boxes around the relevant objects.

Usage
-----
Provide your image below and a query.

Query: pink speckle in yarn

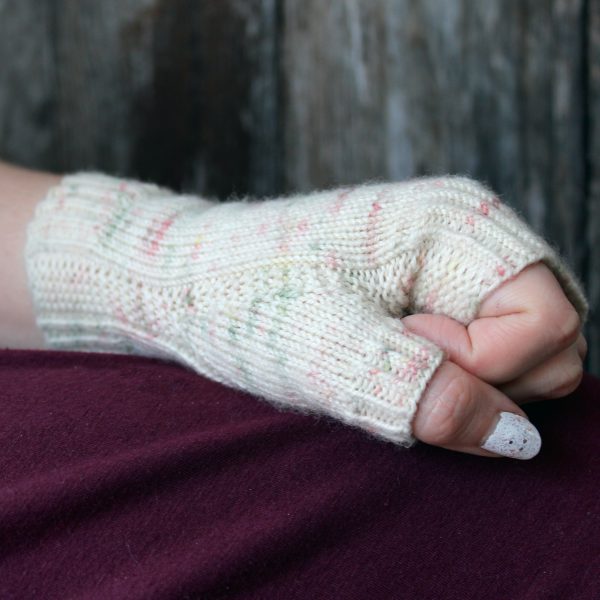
[329,187,356,215]
[395,348,430,384]
[496,265,506,276]
[325,251,340,268]
[479,202,489,216]
[114,305,128,325]
[297,218,310,233]
[425,289,438,312]
[146,215,174,256]
[502,255,517,269]
[366,198,384,266]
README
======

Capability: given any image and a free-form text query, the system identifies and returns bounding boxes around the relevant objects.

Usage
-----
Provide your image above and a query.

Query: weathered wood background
[0,0,598,374]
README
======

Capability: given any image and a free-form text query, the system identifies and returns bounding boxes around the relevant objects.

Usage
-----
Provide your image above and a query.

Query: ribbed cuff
[406,177,589,326]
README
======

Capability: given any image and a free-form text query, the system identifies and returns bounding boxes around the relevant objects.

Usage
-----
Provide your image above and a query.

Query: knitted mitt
[25,173,589,447]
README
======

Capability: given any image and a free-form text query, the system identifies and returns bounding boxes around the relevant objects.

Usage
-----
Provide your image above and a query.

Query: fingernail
[481,412,542,460]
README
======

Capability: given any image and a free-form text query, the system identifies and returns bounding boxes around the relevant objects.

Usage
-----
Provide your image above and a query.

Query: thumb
[402,313,477,374]
[412,360,542,459]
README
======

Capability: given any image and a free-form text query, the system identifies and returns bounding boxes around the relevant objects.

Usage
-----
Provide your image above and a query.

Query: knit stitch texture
[25,173,589,446]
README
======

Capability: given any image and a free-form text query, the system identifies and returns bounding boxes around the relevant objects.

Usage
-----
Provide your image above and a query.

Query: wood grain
[282,0,594,372]
[0,0,280,198]
[586,0,599,374]
[0,0,596,372]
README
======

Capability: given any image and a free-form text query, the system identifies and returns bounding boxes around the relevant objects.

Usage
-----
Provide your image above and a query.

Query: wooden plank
[282,0,585,230]
[0,0,280,198]
[282,0,594,373]
[0,0,57,168]
[586,0,600,374]
[0,0,596,372]
[53,0,281,198]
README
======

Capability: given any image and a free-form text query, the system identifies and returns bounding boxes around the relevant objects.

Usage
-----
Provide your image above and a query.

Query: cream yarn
[25,173,589,446]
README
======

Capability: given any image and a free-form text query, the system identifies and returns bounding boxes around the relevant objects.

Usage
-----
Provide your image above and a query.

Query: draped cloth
[1,349,598,599]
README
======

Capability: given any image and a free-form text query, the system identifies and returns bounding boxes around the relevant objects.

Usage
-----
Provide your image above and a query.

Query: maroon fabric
[0,349,598,600]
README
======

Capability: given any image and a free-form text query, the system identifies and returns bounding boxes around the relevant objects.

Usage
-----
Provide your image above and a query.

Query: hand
[402,262,586,459]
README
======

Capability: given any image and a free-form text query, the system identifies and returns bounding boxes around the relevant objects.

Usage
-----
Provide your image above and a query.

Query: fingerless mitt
[25,173,589,447]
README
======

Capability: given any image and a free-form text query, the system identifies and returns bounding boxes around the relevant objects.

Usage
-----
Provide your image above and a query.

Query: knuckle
[421,372,475,446]
[555,307,581,350]
[465,350,489,381]
[548,362,584,398]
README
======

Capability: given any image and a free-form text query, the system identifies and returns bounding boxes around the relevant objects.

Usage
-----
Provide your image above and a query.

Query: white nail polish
[481,412,542,460]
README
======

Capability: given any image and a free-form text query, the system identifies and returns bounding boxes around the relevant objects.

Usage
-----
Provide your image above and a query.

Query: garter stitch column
[25,173,589,447]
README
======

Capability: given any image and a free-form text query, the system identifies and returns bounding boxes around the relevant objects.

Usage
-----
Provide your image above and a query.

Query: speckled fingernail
[481,412,541,460]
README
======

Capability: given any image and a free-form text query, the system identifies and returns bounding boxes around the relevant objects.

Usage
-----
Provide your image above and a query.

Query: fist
[403,262,586,459]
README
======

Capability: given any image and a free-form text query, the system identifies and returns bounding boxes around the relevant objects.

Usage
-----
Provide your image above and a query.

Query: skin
[405,263,587,458]
[0,161,61,349]
[0,159,588,458]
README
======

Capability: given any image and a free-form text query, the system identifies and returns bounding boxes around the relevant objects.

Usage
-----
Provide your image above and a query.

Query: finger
[497,340,584,402]
[471,262,582,380]
[577,332,588,361]
[402,264,583,384]
[403,314,588,404]
[402,312,473,370]
[412,361,541,459]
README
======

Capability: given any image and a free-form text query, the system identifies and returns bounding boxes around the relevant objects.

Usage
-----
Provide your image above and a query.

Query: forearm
[0,160,62,348]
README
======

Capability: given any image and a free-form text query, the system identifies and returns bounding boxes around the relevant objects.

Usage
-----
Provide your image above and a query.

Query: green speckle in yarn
[247,296,263,334]
[228,321,240,341]
[381,346,393,372]
[225,312,253,387]
[101,203,130,245]
[276,285,300,301]
[274,265,302,314]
